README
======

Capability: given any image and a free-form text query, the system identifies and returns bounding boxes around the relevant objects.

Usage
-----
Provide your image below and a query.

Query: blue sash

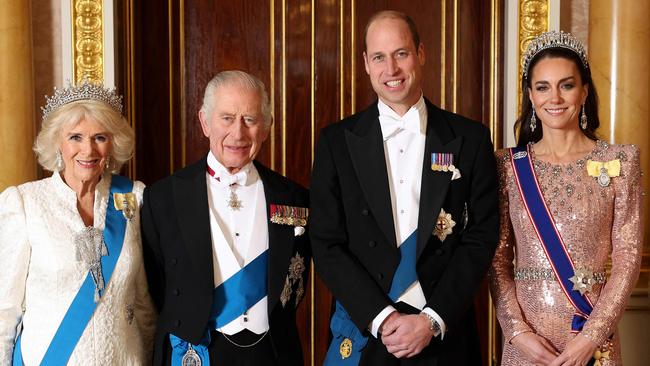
[13,175,133,366]
[324,230,418,366]
[170,249,269,366]
[510,146,594,330]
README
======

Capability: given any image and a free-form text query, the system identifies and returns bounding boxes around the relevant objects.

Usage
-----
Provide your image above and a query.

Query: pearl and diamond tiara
[522,30,589,79]
[41,79,123,120]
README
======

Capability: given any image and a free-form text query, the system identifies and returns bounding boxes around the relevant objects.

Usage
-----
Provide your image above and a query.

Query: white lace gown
[0,172,156,365]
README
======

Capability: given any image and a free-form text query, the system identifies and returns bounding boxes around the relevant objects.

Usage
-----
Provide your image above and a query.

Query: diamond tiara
[41,79,123,120]
[522,30,589,79]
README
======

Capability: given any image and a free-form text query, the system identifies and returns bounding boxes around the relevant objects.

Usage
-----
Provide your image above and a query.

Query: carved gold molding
[72,0,104,83]
[518,0,549,111]
[488,0,501,362]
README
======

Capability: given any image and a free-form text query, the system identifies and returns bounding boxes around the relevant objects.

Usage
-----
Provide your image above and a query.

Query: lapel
[172,157,215,292]
[255,161,295,312]
[416,100,463,258]
[345,105,398,252]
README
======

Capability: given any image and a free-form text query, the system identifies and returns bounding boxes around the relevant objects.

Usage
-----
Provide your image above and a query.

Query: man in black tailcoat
[311,10,499,365]
[142,70,309,366]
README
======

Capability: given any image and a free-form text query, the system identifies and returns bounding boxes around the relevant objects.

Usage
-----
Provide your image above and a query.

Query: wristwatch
[420,312,441,336]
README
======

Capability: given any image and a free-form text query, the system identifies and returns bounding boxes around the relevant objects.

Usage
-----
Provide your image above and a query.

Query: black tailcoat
[141,158,310,365]
[310,99,499,365]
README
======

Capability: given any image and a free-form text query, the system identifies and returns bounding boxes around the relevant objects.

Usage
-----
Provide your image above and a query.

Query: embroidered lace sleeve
[581,145,643,345]
[134,260,157,362]
[0,187,30,363]
[131,180,157,363]
[489,150,534,343]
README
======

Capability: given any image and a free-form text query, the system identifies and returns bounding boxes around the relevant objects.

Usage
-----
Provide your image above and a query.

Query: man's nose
[386,57,398,75]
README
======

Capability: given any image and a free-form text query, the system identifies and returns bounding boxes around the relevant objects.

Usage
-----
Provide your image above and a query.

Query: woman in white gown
[0,81,156,365]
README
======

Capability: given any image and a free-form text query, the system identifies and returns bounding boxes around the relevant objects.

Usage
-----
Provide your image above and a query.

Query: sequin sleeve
[0,187,30,363]
[581,145,643,345]
[489,149,534,342]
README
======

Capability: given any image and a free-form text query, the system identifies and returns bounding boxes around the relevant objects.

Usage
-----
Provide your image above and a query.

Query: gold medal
[431,152,454,172]
[270,204,309,227]
[339,338,352,359]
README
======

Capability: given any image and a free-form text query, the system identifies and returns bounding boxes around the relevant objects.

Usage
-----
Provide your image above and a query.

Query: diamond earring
[55,149,63,171]
[105,156,111,171]
[580,104,588,130]
[530,106,537,132]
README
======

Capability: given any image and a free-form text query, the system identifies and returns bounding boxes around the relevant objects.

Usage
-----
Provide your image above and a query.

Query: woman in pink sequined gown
[490,31,643,366]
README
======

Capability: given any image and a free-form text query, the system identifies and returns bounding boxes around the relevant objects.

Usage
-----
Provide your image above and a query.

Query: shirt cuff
[369,305,397,338]
[421,307,446,339]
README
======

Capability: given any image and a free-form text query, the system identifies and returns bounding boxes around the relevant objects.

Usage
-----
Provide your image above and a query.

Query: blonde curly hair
[34,99,135,173]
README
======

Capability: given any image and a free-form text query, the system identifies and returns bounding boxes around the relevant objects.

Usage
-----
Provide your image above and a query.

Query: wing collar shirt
[206,152,269,335]
[369,96,446,339]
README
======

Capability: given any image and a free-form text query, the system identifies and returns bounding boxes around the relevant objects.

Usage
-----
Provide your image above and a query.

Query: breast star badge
[569,267,596,295]
[433,208,455,242]
[280,253,306,308]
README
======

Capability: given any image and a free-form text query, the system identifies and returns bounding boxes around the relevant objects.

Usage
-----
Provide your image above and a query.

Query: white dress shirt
[369,97,446,339]
[206,153,269,335]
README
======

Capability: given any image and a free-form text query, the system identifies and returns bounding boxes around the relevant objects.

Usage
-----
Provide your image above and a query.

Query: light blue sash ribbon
[169,249,269,366]
[13,175,133,366]
[324,230,418,366]
[510,147,594,327]
[169,331,211,366]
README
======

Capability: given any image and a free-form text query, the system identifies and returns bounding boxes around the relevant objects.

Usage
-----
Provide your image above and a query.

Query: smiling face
[199,82,270,173]
[363,16,425,116]
[59,118,112,185]
[528,56,588,132]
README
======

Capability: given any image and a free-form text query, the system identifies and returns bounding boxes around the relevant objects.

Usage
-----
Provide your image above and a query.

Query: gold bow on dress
[113,192,136,220]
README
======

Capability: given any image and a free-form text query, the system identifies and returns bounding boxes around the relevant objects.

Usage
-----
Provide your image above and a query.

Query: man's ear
[363,52,370,75]
[417,43,425,66]
[198,110,210,138]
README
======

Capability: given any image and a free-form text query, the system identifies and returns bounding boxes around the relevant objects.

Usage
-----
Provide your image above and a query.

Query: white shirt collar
[377,96,427,140]
[206,151,258,186]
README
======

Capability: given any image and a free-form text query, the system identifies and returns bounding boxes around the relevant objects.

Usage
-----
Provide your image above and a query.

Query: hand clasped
[380,312,435,359]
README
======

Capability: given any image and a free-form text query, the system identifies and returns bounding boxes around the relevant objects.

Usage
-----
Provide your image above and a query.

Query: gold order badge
[339,337,352,359]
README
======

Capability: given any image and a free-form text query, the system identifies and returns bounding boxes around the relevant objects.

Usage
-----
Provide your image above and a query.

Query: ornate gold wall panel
[73,0,104,83]
[518,0,549,111]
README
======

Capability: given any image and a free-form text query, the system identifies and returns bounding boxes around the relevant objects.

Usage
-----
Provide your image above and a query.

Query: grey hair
[33,99,135,173]
[199,70,273,128]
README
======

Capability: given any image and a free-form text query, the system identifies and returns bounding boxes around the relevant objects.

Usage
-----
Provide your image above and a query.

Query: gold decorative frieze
[518,0,549,110]
[73,0,104,83]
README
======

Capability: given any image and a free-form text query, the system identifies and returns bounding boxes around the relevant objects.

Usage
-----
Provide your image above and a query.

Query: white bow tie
[379,110,421,141]
[219,170,247,186]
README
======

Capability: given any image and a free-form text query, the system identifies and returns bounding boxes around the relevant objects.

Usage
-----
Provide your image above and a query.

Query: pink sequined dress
[490,141,643,365]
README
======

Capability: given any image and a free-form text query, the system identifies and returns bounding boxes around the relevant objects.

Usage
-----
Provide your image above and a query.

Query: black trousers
[164,329,278,366]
